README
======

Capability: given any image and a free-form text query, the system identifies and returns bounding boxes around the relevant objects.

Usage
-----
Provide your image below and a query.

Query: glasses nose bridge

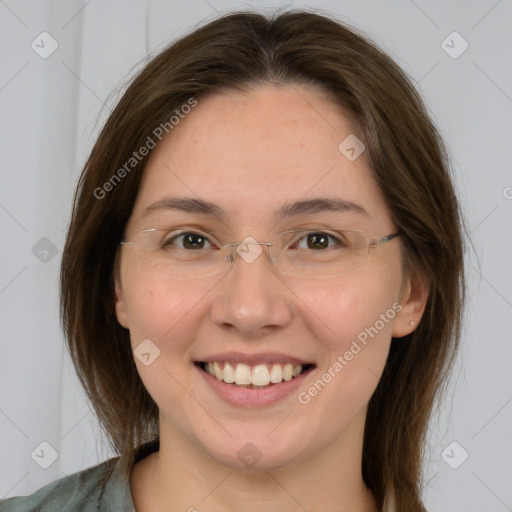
[224,240,275,267]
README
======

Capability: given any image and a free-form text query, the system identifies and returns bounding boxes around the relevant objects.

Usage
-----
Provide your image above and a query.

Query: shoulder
[0,457,121,512]
[0,439,159,512]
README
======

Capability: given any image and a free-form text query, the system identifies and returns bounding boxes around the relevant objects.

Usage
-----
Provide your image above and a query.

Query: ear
[114,273,130,329]
[392,271,429,338]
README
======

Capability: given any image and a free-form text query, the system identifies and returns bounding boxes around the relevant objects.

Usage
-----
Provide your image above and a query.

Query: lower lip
[195,364,314,408]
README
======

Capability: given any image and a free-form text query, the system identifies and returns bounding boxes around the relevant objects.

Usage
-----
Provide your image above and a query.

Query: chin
[193,425,311,472]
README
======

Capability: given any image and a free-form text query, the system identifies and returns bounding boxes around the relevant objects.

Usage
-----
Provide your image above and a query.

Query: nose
[209,243,293,337]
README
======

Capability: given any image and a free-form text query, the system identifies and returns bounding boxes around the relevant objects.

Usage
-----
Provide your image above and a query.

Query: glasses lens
[123,228,371,278]
[131,229,227,278]
[272,229,369,277]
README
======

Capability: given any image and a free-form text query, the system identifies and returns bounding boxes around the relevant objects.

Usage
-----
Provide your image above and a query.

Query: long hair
[60,10,465,511]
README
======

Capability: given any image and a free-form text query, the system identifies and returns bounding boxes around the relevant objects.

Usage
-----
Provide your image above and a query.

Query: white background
[0,1,511,510]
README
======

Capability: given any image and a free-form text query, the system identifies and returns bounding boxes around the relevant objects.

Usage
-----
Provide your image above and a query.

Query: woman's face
[115,84,418,470]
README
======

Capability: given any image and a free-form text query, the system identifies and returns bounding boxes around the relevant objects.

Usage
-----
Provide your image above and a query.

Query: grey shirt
[0,439,159,512]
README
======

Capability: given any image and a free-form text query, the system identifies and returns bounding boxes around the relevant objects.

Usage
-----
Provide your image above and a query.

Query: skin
[114,84,429,512]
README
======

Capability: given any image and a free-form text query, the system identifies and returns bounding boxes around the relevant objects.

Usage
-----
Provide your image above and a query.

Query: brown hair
[60,9,465,511]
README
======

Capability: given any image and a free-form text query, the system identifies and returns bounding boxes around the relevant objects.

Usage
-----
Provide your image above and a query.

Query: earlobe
[392,272,429,338]
[114,277,130,329]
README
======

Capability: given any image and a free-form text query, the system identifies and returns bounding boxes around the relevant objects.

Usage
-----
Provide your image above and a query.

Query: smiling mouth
[195,361,315,388]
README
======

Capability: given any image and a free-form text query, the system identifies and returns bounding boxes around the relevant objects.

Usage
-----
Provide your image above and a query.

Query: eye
[293,231,346,251]
[163,231,214,250]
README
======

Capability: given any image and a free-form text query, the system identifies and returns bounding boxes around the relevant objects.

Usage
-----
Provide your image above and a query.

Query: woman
[0,9,465,512]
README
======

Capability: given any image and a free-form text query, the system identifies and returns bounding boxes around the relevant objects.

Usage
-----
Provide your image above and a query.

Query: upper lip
[194,352,315,366]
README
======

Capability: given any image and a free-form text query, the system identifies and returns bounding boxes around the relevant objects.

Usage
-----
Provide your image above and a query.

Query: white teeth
[252,364,270,386]
[234,363,252,385]
[292,364,302,377]
[223,362,235,383]
[282,363,293,381]
[213,361,223,380]
[203,361,304,387]
[269,364,283,383]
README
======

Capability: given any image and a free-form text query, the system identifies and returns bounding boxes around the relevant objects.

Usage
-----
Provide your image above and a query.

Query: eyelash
[161,230,346,250]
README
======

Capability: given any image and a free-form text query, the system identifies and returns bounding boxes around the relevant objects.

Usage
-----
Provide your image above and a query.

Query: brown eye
[295,232,343,251]
[164,232,212,250]
[307,233,329,250]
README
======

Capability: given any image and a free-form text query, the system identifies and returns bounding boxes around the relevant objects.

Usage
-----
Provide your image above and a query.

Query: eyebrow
[141,196,368,222]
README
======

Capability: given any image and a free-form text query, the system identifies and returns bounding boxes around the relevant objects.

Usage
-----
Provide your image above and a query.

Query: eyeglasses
[120,227,399,279]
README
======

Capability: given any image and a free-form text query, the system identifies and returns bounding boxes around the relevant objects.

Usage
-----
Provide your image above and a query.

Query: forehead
[128,84,391,230]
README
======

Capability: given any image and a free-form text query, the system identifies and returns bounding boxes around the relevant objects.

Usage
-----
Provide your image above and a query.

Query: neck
[131,410,377,512]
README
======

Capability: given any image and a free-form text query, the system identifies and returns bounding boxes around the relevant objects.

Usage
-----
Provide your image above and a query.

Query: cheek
[120,272,211,421]
[292,279,399,433]
[297,272,400,396]
[298,271,400,350]
[122,270,213,355]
